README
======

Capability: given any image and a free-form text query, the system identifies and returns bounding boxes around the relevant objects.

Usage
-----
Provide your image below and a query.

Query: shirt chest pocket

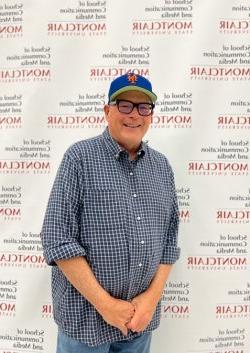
[82,188,128,234]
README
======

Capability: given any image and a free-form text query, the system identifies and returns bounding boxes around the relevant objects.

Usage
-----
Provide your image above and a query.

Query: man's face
[104,90,153,151]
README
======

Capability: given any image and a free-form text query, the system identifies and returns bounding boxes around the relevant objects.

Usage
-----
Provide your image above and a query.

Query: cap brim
[109,86,157,102]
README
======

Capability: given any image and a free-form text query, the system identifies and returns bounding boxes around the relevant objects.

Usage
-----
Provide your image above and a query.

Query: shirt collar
[102,127,146,160]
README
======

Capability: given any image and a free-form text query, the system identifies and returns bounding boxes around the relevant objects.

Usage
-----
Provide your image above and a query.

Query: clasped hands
[99,291,158,336]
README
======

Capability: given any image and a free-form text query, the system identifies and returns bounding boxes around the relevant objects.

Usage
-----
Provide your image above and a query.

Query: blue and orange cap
[108,73,157,103]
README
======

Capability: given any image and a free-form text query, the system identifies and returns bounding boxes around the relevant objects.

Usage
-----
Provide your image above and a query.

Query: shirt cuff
[160,245,181,265]
[43,242,87,266]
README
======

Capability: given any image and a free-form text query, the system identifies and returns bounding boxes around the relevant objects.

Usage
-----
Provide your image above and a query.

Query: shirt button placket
[128,165,145,297]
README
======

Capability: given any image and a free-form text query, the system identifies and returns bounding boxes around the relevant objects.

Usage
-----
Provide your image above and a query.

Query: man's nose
[129,106,140,118]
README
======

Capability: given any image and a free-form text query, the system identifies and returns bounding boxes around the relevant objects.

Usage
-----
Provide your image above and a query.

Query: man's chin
[122,127,143,137]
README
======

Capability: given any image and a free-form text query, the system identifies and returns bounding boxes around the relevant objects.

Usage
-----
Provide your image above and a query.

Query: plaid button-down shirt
[41,128,180,346]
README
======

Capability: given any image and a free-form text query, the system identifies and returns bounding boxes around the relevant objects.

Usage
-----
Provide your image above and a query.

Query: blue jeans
[56,329,152,353]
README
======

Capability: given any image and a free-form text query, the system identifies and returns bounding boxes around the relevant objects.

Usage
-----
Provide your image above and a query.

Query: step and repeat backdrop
[0,0,249,352]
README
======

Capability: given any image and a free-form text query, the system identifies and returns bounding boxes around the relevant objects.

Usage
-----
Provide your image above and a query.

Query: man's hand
[127,264,172,333]
[97,297,135,336]
[126,291,158,333]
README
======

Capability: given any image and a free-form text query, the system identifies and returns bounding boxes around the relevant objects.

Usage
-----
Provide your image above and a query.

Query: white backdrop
[0,0,249,352]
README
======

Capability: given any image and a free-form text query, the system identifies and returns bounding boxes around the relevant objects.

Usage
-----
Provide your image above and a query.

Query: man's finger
[126,315,139,332]
[120,324,128,336]
[126,321,132,329]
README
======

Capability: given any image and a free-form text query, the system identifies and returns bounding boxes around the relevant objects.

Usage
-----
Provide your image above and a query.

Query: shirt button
[129,172,133,176]
[136,216,141,221]
[141,240,145,244]
[139,263,142,267]
[133,193,137,198]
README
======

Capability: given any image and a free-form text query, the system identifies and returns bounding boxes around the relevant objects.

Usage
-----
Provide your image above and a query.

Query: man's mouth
[124,123,141,128]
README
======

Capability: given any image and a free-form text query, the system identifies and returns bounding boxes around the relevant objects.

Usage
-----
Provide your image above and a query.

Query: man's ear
[104,104,110,121]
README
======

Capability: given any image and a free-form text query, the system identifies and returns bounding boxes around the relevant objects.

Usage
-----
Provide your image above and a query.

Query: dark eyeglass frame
[109,99,155,116]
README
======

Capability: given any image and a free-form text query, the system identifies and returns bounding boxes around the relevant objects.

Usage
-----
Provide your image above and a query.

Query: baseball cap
[108,73,157,103]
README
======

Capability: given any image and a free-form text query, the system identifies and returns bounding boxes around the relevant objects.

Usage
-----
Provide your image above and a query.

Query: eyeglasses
[109,99,154,116]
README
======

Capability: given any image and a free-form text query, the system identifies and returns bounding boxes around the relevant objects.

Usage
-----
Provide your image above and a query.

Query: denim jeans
[56,329,152,353]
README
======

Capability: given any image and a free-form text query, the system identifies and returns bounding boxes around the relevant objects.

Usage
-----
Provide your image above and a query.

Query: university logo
[42,303,53,318]
[187,256,247,271]
[0,302,16,316]
[0,253,46,268]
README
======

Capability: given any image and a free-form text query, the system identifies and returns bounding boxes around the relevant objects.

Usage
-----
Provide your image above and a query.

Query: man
[41,72,180,353]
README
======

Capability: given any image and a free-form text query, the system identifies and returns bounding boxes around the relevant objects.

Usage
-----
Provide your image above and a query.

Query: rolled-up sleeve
[160,167,180,264]
[41,152,86,266]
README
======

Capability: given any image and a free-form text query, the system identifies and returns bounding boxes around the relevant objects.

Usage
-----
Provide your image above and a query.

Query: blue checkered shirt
[41,128,180,346]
